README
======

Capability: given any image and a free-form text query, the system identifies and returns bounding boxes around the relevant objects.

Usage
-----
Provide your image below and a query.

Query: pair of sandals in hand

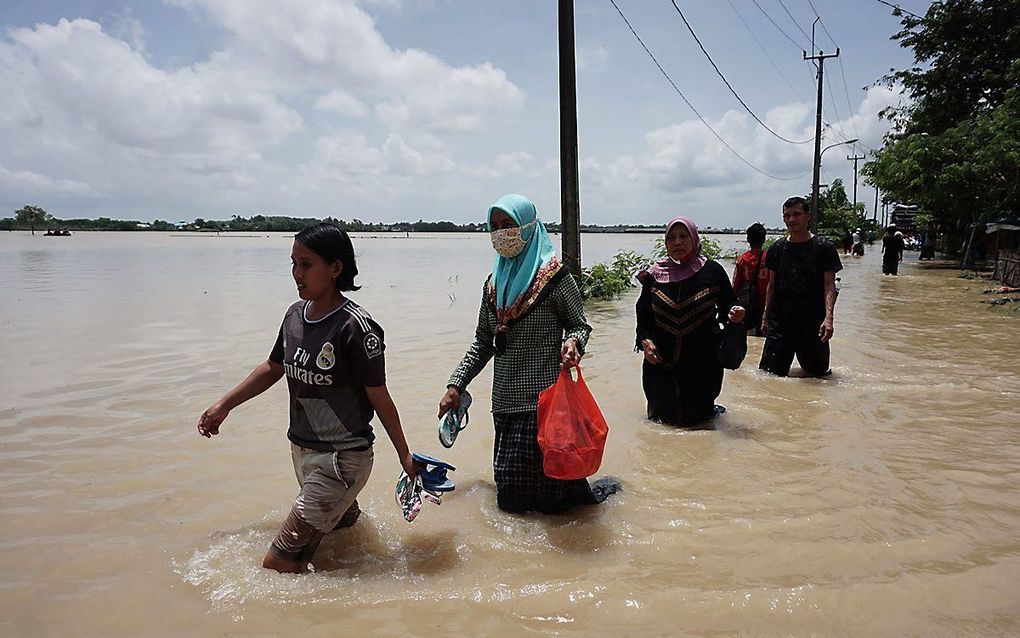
[394,390,473,522]
[395,452,456,522]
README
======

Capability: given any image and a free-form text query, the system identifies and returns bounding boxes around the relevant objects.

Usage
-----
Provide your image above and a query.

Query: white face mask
[490,219,536,258]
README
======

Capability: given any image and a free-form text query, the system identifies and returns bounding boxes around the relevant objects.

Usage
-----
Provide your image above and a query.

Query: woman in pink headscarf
[635,217,745,427]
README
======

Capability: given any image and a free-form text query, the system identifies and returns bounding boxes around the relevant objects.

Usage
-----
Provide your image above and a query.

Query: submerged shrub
[579,234,758,300]
[576,250,647,300]
[650,236,723,261]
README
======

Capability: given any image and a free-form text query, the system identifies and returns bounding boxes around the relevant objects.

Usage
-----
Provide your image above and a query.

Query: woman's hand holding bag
[537,365,609,480]
[717,320,748,370]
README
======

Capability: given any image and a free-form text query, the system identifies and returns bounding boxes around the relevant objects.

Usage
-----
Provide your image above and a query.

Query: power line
[825,122,874,153]
[774,0,813,46]
[724,0,806,101]
[823,117,855,151]
[750,0,805,51]
[874,0,924,20]
[802,1,863,144]
[669,1,813,144]
[805,0,839,48]
[837,57,863,143]
[606,0,812,181]
[824,68,845,128]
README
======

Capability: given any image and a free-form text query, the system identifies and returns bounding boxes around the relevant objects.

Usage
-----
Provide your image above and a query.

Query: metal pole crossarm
[847,153,866,206]
[804,47,840,233]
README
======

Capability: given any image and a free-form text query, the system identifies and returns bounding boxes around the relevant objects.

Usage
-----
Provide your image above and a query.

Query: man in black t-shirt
[759,196,843,377]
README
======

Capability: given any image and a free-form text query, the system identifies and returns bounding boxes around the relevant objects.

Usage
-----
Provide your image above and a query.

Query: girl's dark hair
[294,223,361,292]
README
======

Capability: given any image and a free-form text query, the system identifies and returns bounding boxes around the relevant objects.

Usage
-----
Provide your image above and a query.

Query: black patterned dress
[635,260,736,427]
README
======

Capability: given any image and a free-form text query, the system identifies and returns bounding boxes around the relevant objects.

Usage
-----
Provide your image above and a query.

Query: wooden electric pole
[805,47,839,232]
[847,153,865,206]
[559,0,581,275]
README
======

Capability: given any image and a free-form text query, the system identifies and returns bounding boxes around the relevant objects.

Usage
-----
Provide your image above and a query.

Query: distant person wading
[881,224,905,275]
[732,222,770,337]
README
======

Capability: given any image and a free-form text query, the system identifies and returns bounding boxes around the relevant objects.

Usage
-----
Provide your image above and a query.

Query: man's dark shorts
[758,315,830,377]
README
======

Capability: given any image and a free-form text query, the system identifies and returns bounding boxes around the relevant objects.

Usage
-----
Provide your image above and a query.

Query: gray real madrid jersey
[269,299,385,452]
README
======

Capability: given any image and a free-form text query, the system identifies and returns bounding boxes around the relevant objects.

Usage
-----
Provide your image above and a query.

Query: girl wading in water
[438,194,619,514]
[197,223,417,573]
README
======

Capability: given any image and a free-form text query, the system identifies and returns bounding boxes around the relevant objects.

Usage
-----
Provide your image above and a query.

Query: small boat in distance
[44,228,72,236]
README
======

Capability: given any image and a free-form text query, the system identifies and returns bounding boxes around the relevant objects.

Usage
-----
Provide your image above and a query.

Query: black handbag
[718,321,748,370]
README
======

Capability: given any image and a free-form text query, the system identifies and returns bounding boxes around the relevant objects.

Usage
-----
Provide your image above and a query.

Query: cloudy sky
[0,0,930,227]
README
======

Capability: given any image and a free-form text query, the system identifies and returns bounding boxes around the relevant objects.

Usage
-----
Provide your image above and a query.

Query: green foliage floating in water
[650,236,723,261]
[578,236,726,301]
[576,250,648,301]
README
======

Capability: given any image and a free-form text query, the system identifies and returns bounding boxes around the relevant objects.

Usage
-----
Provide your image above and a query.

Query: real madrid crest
[316,342,336,370]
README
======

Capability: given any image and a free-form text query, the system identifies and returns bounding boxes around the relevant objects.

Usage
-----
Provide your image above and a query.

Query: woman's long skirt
[492,411,595,514]
[642,360,723,427]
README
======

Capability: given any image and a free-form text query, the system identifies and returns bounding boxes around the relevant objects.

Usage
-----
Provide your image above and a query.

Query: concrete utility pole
[558,0,581,276]
[873,186,879,224]
[805,47,839,232]
[847,153,865,207]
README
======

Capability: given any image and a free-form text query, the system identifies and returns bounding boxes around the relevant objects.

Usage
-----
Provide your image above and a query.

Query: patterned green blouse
[448,270,592,414]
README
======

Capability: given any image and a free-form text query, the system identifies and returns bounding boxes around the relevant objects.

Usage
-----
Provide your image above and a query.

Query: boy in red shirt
[731,222,770,336]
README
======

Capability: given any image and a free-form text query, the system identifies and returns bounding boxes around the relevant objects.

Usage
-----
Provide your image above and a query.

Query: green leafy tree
[806,179,869,242]
[878,0,1020,136]
[15,205,52,235]
[865,1,1020,242]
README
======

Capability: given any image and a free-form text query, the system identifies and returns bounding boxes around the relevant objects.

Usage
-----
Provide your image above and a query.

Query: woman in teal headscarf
[439,194,618,514]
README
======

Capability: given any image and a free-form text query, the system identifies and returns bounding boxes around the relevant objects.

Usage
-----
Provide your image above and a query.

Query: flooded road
[1,231,1017,636]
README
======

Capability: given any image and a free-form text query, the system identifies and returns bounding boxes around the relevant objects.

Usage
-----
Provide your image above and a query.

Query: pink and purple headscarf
[646,216,707,284]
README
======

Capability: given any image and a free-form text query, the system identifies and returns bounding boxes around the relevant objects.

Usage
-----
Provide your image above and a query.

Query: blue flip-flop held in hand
[395,452,457,522]
[438,389,472,448]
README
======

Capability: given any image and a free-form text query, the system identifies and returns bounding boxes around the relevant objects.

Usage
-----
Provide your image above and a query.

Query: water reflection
[17,249,57,292]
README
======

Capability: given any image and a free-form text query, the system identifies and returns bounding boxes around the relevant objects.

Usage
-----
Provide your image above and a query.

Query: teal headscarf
[488,194,556,311]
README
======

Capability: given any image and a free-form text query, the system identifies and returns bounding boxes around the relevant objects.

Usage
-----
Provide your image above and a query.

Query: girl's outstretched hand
[197,403,228,437]
[400,452,422,478]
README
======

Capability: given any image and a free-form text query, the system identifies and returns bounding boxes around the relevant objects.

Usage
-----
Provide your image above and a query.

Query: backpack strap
[745,248,765,316]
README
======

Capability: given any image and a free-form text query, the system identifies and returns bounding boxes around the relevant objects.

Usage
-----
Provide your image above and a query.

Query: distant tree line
[3,208,771,235]
[4,206,782,235]
[0,208,490,233]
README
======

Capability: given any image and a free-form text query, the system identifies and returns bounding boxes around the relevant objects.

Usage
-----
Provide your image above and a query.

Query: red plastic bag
[537,366,609,480]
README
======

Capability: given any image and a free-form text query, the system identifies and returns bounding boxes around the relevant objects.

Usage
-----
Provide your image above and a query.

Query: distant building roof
[987,219,1020,233]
